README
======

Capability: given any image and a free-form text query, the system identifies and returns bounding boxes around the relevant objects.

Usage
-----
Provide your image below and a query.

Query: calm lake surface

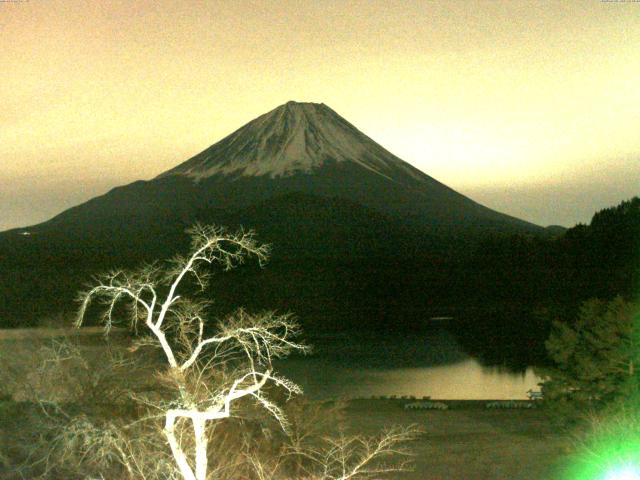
[276,325,543,400]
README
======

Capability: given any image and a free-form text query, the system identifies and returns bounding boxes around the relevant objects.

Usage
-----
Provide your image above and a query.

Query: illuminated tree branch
[76,224,307,480]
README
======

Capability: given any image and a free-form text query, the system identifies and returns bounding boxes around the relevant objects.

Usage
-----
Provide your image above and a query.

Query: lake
[0,323,544,401]
[276,325,543,400]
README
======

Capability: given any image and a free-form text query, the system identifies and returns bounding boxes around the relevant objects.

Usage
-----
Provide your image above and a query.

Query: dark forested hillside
[1,196,637,336]
[0,101,544,328]
[472,197,639,305]
[450,197,640,367]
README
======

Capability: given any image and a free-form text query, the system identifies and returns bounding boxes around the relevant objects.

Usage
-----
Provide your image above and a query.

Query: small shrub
[404,401,448,410]
[485,401,535,409]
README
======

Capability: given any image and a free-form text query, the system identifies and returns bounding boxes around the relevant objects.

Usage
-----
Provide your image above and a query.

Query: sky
[1,0,639,230]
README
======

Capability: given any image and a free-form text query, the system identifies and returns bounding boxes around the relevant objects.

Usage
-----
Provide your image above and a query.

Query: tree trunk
[165,412,197,480]
[193,417,209,480]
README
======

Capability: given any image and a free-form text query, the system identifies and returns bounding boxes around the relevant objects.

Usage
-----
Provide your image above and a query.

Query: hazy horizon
[2,0,639,230]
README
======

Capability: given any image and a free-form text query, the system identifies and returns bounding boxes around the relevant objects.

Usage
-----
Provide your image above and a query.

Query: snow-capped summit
[147,101,541,231]
[10,101,542,239]
[0,100,545,327]
[158,101,424,183]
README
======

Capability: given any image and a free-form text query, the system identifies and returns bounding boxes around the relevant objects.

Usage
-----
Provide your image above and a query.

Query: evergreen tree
[540,296,640,419]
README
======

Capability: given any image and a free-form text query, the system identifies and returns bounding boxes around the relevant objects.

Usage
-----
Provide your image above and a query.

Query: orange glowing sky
[1,0,639,230]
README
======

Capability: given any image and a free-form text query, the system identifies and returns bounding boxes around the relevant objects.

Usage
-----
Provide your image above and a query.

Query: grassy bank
[0,397,571,479]
[0,330,570,479]
[343,399,570,480]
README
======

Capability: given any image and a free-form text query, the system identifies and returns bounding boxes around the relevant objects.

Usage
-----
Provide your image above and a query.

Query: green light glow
[559,423,640,480]
[604,465,640,480]
[556,302,640,480]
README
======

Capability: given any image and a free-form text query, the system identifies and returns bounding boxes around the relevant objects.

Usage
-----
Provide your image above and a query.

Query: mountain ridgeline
[0,101,541,327]
[2,102,634,336]
[36,102,539,234]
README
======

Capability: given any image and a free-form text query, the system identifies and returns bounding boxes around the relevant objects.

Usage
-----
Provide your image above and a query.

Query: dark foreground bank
[342,399,570,480]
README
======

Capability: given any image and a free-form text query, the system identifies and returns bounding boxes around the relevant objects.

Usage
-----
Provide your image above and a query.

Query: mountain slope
[158,101,429,181]
[29,101,539,234]
[0,101,543,327]
[159,101,538,231]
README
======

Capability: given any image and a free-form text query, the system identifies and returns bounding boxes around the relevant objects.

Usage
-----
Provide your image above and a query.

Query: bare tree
[310,426,419,480]
[76,224,309,480]
[246,423,420,480]
[69,224,421,480]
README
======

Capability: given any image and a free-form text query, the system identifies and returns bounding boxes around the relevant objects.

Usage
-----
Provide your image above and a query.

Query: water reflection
[277,326,543,400]
[279,357,541,400]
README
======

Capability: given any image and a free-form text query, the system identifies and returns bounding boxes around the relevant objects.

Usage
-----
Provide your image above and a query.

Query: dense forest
[455,196,640,367]
[469,196,639,308]
[1,196,638,370]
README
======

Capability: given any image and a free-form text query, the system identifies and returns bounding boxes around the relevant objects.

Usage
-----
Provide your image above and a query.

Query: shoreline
[343,397,544,409]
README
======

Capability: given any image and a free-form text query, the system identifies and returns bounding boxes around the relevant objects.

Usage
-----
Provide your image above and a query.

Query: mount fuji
[160,101,418,180]
[1,101,543,327]
[28,101,538,232]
